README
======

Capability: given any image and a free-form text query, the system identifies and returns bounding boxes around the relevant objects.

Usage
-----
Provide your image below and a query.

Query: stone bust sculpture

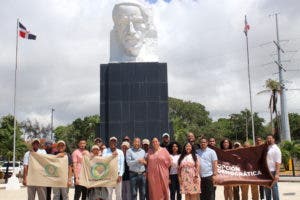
[109,1,158,62]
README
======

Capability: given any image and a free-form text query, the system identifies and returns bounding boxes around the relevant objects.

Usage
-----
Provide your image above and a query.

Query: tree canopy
[0,115,27,161]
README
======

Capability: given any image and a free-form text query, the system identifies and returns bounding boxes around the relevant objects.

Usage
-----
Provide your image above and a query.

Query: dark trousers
[169,174,181,200]
[74,185,87,200]
[46,187,51,200]
[200,176,215,200]
[259,186,265,200]
[145,178,149,200]
[233,186,240,200]
[129,172,146,200]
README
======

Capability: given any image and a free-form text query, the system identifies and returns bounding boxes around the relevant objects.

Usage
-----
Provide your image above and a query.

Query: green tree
[168,97,212,144]
[289,113,300,140]
[55,115,100,152]
[280,140,300,176]
[0,115,27,161]
[229,109,265,142]
[199,118,232,145]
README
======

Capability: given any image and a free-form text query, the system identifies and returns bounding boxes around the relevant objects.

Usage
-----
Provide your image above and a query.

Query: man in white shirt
[265,134,281,200]
[23,139,47,200]
[102,136,124,200]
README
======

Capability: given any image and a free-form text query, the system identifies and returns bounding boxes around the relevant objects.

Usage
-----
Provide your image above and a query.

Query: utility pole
[245,113,249,141]
[51,108,55,141]
[273,13,291,141]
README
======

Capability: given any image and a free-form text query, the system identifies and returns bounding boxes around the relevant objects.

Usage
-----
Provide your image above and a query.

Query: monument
[99,0,169,143]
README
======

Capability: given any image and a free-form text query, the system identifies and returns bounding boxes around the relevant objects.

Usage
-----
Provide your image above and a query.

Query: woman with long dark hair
[178,142,200,200]
[220,138,234,200]
[168,141,182,200]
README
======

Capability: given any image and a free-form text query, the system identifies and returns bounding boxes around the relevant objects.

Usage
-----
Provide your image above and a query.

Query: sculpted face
[115,4,147,57]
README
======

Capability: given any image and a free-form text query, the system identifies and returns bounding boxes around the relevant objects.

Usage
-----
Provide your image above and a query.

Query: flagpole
[13,18,19,172]
[245,15,256,142]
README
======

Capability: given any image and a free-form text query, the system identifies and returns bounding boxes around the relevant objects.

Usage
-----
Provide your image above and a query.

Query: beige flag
[78,155,118,188]
[27,152,68,187]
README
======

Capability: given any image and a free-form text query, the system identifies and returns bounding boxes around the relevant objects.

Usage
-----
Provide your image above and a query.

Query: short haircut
[77,138,86,144]
[266,134,275,139]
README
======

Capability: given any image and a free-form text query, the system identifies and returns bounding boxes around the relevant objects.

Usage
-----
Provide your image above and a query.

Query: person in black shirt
[121,141,131,200]
[161,133,170,148]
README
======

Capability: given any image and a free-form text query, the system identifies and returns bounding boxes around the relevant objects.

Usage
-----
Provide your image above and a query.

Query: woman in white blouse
[168,141,182,200]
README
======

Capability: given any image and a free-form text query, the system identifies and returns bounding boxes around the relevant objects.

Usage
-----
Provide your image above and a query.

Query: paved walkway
[0,182,299,200]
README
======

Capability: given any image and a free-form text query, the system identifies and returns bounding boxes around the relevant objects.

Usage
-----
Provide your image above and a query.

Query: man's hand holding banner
[27,152,118,188]
[78,155,118,188]
[27,152,68,187]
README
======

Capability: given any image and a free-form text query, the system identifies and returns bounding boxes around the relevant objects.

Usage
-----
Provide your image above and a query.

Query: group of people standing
[22,132,281,200]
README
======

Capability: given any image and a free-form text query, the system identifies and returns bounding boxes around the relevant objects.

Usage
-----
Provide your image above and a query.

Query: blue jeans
[130,171,146,200]
[264,171,279,200]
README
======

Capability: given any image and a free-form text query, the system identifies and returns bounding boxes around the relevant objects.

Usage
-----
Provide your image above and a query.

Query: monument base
[99,62,169,143]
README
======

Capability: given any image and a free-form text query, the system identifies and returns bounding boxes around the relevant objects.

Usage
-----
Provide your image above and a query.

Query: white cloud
[0,0,299,126]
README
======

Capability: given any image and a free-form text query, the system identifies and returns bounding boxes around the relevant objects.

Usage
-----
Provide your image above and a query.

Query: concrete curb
[279,176,300,182]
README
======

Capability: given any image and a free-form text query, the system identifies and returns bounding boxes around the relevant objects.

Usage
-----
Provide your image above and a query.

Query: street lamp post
[51,108,55,141]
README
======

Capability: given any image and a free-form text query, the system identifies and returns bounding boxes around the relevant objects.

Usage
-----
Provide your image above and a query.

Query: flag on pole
[18,22,36,40]
[244,15,250,36]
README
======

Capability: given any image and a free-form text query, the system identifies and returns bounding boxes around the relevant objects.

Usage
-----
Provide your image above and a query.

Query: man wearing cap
[126,137,147,200]
[88,145,109,200]
[141,138,150,199]
[161,133,170,148]
[23,139,47,200]
[142,139,150,153]
[44,141,54,200]
[121,141,131,200]
[102,136,125,200]
[53,140,73,200]
[72,139,89,200]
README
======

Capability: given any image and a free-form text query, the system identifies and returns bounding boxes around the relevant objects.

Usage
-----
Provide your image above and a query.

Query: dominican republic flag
[244,15,250,36]
[19,22,36,40]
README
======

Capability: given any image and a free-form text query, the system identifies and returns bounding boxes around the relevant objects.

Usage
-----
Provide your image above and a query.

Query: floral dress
[178,154,201,194]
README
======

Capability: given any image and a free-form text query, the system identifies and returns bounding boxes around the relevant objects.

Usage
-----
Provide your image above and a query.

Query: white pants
[52,187,69,200]
[107,182,122,200]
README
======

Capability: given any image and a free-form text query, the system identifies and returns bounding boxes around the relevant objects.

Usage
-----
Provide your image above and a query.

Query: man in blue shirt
[102,136,125,200]
[126,137,147,200]
[196,137,218,200]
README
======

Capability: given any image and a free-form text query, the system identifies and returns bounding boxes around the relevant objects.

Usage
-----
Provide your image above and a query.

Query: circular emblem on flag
[44,164,58,177]
[91,163,109,179]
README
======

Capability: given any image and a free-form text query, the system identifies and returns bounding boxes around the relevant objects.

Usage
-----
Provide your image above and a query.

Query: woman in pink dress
[178,142,200,200]
[147,137,171,200]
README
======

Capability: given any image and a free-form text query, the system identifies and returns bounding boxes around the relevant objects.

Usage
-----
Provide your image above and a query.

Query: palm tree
[258,79,281,140]
[280,140,300,176]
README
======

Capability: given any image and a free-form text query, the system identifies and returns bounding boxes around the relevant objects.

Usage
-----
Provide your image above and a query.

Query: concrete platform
[0,182,300,200]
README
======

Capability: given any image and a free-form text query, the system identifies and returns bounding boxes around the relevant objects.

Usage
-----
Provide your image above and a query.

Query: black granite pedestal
[99,62,169,143]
